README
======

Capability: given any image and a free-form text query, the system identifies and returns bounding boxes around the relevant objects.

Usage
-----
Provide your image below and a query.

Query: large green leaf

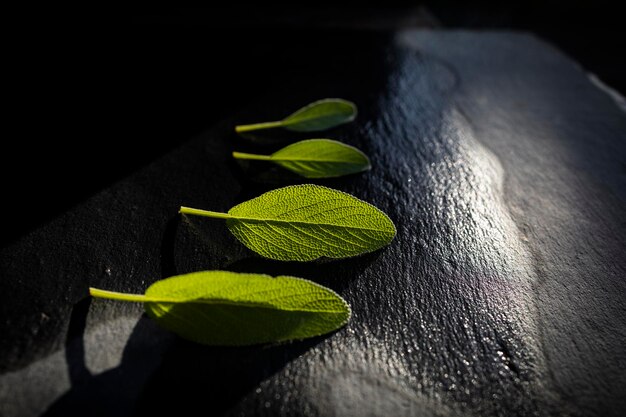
[90,271,351,346]
[235,99,357,134]
[232,139,371,178]
[179,184,396,261]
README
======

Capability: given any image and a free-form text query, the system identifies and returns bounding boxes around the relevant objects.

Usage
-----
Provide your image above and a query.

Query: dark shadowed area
[1,5,625,417]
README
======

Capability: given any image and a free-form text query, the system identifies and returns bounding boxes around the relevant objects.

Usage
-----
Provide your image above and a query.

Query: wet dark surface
[1,30,626,416]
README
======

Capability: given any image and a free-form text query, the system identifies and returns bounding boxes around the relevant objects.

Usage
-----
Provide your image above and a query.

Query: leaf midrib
[143,297,347,314]
[283,112,346,126]
[226,215,392,233]
[271,155,365,163]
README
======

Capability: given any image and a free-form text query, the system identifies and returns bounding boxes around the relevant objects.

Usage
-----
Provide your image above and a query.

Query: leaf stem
[89,287,147,303]
[179,206,232,219]
[235,120,283,133]
[232,151,272,161]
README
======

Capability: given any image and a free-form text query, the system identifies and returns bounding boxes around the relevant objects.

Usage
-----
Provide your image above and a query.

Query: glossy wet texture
[1,31,625,416]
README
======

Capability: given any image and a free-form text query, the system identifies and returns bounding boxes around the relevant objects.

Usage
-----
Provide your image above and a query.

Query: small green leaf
[180,184,396,261]
[90,271,351,346]
[232,139,371,178]
[235,99,357,134]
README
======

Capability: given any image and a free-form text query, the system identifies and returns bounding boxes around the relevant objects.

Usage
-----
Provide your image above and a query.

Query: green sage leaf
[235,99,357,134]
[179,184,396,261]
[90,270,351,346]
[232,139,371,178]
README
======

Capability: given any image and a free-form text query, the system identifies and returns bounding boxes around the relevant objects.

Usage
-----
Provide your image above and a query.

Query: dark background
[3,3,624,247]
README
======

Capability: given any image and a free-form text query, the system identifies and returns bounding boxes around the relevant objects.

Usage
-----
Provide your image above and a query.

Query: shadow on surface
[226,250,384,293]
[44,302,328,417]
[160,215,181,279]
[43,307,173,417]
[134,335,329,416]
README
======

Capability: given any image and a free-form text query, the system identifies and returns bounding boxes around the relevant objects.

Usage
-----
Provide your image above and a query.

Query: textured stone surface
[1,30,625,416]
